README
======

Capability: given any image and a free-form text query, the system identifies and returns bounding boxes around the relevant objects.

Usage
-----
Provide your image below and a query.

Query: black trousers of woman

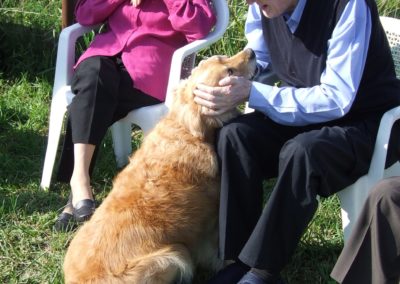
[215,110,400,276]
[331,177,400,284]
[56,56,161,182]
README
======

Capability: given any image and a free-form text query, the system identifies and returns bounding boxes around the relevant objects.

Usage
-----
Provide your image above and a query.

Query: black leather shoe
[207,262,250,284]
[53,212,76,232]
[73,199,95,222]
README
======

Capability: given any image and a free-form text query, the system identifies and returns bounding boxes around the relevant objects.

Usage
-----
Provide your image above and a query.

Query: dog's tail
[121,244,194,284]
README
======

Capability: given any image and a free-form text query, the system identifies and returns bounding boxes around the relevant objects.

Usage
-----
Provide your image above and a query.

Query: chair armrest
[164,0,229,107]
[368,106,400,182]
[52,23,100,97]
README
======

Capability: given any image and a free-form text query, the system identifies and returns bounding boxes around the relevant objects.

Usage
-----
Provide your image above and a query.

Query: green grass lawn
[0,0,398,283]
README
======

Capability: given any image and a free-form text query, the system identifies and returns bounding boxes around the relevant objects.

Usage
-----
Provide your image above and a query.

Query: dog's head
[170,48,257,139]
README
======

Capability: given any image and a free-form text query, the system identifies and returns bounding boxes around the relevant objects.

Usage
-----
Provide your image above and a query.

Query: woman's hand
[194,76,252,116]
[131,0,142,7]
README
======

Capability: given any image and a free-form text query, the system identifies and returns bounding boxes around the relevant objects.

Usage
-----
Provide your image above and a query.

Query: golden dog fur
[63,49,257,284]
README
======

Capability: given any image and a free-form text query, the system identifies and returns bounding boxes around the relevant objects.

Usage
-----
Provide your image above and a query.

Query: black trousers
[216,111,400,274]
[57,56,161,182]
[331,177,400,284]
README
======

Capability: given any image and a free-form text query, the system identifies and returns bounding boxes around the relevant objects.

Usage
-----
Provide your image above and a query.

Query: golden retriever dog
[63,49,257,284]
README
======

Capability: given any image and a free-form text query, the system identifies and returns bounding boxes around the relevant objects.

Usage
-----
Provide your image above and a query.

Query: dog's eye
[227,68,234,76]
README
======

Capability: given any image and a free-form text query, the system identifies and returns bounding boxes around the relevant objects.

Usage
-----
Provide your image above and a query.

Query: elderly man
[194,0,400,283]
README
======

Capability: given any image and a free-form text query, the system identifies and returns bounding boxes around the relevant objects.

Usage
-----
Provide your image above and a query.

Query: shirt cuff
[248,81,274,111]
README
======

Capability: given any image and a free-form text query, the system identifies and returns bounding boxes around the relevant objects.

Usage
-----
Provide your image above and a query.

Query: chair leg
[111,120,132,168]
[40,101,68,190]
[337,175,371,243]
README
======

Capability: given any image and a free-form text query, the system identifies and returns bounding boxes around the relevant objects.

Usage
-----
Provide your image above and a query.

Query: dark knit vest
[261,0,400,120]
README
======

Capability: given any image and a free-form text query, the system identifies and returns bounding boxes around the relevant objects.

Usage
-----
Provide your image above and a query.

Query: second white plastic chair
[338,16,400,242]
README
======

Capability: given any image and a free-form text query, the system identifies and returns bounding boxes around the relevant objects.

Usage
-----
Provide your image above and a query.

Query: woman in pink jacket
[54,0,216,231]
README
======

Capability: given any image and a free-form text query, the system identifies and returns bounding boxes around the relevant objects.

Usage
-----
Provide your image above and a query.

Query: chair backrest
[164,0,229,107]
[380,16,400,77]
[334,16,400,243]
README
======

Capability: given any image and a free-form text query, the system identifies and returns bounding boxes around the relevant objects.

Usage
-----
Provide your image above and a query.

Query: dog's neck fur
[167,79,221,143]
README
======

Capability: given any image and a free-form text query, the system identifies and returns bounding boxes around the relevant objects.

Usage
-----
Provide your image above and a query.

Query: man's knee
[279,133,320,163]
[217,122,242,145]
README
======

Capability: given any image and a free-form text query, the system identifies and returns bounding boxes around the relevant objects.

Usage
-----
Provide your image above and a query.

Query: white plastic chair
[40,0,230,190]
[337,16,400,243]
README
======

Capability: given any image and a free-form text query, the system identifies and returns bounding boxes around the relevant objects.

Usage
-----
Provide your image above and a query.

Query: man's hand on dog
[194,76,252,116]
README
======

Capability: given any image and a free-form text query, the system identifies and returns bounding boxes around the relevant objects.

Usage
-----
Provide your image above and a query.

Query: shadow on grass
[285,242,341,283]
[0,187,68,214]
[0,105,65,214]
[0,21,59,83]
[0,107,46,182]
[193,240,341,284]
[0,106,70,215]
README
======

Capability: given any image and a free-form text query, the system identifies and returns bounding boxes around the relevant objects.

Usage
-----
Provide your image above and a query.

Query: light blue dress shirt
[245,0,372,126]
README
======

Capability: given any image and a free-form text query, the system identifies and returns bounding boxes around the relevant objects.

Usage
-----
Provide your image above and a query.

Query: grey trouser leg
[331,177,400,284]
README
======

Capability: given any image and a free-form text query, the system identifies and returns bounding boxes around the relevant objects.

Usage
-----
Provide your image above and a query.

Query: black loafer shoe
[238,272,286,284]
[73,199,95,222]
[207,262,250,284]
[53,212,76,232]
[238,272,267,284]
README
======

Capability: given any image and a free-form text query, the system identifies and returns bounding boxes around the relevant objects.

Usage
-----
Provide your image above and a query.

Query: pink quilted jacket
[74,0,216,101]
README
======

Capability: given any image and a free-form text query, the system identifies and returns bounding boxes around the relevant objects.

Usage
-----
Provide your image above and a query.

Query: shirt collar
[285,0,307,33]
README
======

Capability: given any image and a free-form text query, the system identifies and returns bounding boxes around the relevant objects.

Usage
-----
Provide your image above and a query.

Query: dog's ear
[171,81,207,139]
